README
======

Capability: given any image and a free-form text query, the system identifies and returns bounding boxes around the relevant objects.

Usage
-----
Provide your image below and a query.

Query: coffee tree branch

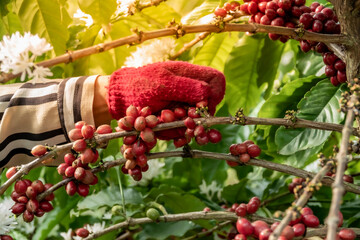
[2,115,359,196]
[0,23,348,83]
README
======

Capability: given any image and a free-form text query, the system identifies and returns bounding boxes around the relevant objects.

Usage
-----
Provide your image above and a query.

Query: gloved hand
[107,61,226,120]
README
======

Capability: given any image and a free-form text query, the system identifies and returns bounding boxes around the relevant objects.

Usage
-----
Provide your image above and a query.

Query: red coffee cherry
[81,125,95,139]
[246,201,259,214]
[66,181,77,196]
[214,7,227,17]
[134,116,146,131]
[207,129,222,143]
[68,128,83,141]
[247,144,261,157]
[75,121,86,130]
[302,214,320,228]
[140,128,155,143]
[184,117,196,129]
[161,109,176,123]
[145,115,158,128]
[338,229,356,240]
[174,137,187,148]
[26,199,39,213]
[77,183,90,197]
[126,105,139,118]
[132,141,147,156]
[11,202,26,215]
[31,145,47,157]
[259,228,272,240]
[240,153,251,163]
[235,203,247,217]
[174,107,186,119]
[65,166,76,178]
[252,220,269,238]
[76,228,90,238]
[26,186,37,199]
[293,223,306,237]
[23,210,34,222]
[281,225,295,240]
[73,139,87,152]
[15,180,28,195]
[236,218,254,236]
[188,107,200,118]
[96,124,112,134]
[6,167,17,179]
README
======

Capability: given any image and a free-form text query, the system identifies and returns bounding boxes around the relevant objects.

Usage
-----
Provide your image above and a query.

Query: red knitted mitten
[107,61,226,120]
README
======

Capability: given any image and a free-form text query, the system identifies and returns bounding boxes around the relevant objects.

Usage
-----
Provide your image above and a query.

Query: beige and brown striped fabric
[0,75,98,169]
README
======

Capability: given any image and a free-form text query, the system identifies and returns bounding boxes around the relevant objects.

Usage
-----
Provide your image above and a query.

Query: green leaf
[275,80,344,155]
[159,193,206,213]
[180,1,218,24]
[14,0,70,55]
[257,37,285,99]
[0,0,10,17]
[222,179,252,203]
[138,221,195,240]
[296,50,324,78]
[224,34,266,115]
[77,186,143,210]
[167,0,210,17]
[78,0,117,25]
[192,32,239,71]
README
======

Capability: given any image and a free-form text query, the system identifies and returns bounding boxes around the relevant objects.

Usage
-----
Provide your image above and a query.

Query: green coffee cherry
[146,208,160,221]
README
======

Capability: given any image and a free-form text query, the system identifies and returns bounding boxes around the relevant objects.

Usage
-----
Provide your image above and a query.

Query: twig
[83,211,271,240]
[37,150,360,202]
[269,161,334,240]
[326,95,357,239]
[0,23,349,83]
[183,220,232,240]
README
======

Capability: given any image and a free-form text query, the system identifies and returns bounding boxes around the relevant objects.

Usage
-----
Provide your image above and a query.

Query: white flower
[60,229,73,240]
[129,159,165,186]
[124,38,176,68]
[0,32,53,83]
[115,0,137,17]
[73,236,83,240]
[16,217,35,234]
[85,221,106,234]
[199,180,223,201]
[102,212,112,220]
[30,65,53,83]
[0,198,17,235]
[73,9,94,27]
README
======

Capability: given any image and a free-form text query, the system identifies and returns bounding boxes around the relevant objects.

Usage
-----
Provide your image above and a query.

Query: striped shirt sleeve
[0,75,98,169]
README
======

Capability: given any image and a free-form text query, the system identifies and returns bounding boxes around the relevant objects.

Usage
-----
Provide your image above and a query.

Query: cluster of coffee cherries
[58,121,113,197]
[118,103,222,181]
[9,178,54,222]
[214,1,240,17]
[231,197,261,217]
[228,141,261,166]
[297,2,346,86]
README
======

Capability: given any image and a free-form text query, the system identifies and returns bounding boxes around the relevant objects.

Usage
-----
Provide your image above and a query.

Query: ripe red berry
[80,148,95,164]
[315,5,324,13]
[323,52,338,65]
[140,128,155,143]
[268,33,281,40]
[281,225,295,240]
[77,183,90,197]
[0,235,14,240]
[338,228,356,240]
[145,115,158,128]
[292,6,302,17]
[26,199,39,213]
[235,203,247,217]
[184,117,196,129]
[57,163,69,175]
[188,107,200,118]
[174,107,187,119]
[299,13,313,29]
[214,7,227,17]
[271,17,285,26]
[294,0,305,6]
[126,105,139,118]
[293,223,305,237]
[11,202,26,215]
[136,154,148,167]
[124,148,135,160]
[300,40,311,52]
[174,137,187,148]
[252,220,269,238]
[125,159,136,169]
[240,153,251,163]
[247,144,261,157]
[96,124,112,134]
[207,129,222,143]
[6,167,17,179]
[81,125,94,139]
[312,19,323,32]
[258,2,267,13]
[260,15,271,25]
[161,109,176,123]
[76,228,90,238]
[343,174,354,183]
[23,210,34,222]
[35,209,45,217]
[66,181,77,196]
[75,121,86,130]
[310,2,320,12]
[259,228,272,240]
[334,60,346,71]
[196,134,209,145]
[301,207,313,216]
[302,214,320,227]
[31,180,45,193]
[194,125,206,137]
[278,0,292,11]
[236,218,254,236]
[331,76,340,86]
[74,167,86,180]
[31,145,47,157]
[246,201,259,214]
[139,106,151,117]
[73,139,87,152]
[68,128,83,141]
[132,141,147,156]
[25,186,37,199]
[17,196,28,204]
[15,180,28,195]
[337,71,347,83]
[134,116,146,131]
[123,135,137,145]
[11,191,22,202]
[64,153,76,165]
[80,170,95,185]
[325,65,336,77]
[248,2,258,15]
[226,160,239,167]
[240,2,250,14]
[338,211,344,227]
